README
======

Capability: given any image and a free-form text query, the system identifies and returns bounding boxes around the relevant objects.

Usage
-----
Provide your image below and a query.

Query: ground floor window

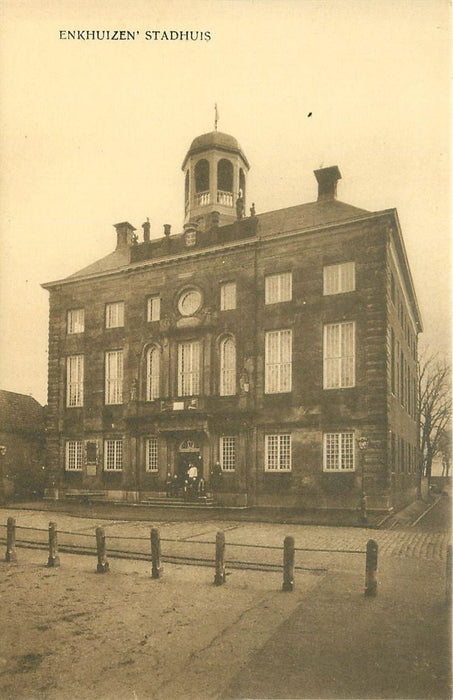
[104,439,123,471]
[323,432,355,471]
[145,437,159,472]
[265,434,291,472]
[220,436,236,471]
[65,440,83,471]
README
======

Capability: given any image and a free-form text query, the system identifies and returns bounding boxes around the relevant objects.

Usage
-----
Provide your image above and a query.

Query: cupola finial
[214,103,219,131]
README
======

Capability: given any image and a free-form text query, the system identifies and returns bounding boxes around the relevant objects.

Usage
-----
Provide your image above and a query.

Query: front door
[177,438,202,482]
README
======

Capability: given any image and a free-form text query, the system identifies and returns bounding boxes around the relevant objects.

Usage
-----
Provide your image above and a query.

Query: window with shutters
[265,272,292,304]
[104,439,123,471]
[323,322,355,389]
[147,295,161,322]
[178,341,201,396]
[323,262,355,295]
[146,346,160,401]
[323,432,355,471]
[67,308,84,334]
[265,329,292,393]
[220,336,236,396]
[220,282,236,311]
[145,437,158,472]
[65,440,83,471]
[265,434,291,472]
[105,301,124,328]
[220,436,236,471]
[66,355,84,407]
[105,350,123,404]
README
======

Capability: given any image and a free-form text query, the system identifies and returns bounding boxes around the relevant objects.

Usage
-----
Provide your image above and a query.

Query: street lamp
[357,436,369,524]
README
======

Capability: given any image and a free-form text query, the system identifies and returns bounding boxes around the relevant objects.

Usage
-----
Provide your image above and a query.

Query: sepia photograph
[0,1,451,698]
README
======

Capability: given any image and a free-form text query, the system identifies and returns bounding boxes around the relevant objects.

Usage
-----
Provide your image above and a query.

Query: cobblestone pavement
[0,508,449,565]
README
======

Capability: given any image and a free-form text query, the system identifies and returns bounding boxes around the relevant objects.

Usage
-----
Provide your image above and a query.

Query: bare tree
[418,355,452,486]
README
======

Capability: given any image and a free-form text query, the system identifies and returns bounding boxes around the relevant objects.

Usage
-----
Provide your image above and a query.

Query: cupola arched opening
[184,170,189,213]
[217,159,234,207]
[239,168,246,204]
[194,159,209,193]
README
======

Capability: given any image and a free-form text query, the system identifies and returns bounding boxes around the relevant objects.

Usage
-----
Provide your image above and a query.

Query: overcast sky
[0,0,450,406]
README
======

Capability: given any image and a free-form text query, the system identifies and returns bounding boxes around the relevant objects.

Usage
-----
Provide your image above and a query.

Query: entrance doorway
[177,438,202,482]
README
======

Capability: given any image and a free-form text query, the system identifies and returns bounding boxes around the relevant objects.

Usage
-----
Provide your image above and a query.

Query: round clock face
[178,289,202,316]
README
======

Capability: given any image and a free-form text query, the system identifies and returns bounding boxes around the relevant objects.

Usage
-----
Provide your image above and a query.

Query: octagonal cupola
[182,130,250,228]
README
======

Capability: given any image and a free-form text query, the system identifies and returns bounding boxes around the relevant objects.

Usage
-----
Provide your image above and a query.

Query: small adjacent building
[42,129,422,512]
[0,390,45,500]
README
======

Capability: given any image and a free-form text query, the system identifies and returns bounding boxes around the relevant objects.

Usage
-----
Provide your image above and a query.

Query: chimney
[142,218,150,243]
[163,224,171,237]
[314,166,342,202]
[114,221,136,250]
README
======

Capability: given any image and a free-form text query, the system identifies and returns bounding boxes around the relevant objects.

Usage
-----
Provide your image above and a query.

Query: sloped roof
[64,247,130,281]
[257,199,369,237]
[0,390,44,433]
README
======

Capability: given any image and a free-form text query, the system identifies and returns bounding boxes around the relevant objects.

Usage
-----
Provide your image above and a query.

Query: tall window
[323,322,355,389]
[67,308,84,334]
[324,433,355,471]
[220,436,236,471]
[145,437,158,472]
[146,346,160,401]
[178,341,201,396]
[265,434,291,472]
[265,272,292,304]
[104,439,123,471]
[105,301,124,328]
[265,329,292,393]
[390,328,395,394]
[147,295,161,322]
[323,262,355,295]
[65,440,83,471]
[220,336,236,396]
[220,282,236,311]
[105,350,123,404]
[66,355,84,407]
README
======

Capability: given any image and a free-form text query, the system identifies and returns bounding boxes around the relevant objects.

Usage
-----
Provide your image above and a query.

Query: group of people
[165,461,223,501]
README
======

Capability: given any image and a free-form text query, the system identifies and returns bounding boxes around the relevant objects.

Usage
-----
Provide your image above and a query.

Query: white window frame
[104,439,123,471]
[323,262,355,295]
[67,308,85,334]
[145,437,158,472]
[220,336,236,396]
[65,440,84,471]
[265,272,292,305]
[66,355,84,407]
[147,295,161,322]
[265,329,292,394]
[105,350,123,405]
[220,282,236,311]
[264,434,292,472]
[105,301,124,328]
[220,436,236,471]
[323,321,355,389]
[178,341,201,396]
[146,346,160,401]
[323,432,355,472]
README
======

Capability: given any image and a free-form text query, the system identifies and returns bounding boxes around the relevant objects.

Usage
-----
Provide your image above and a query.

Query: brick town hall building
[42,129,422,513]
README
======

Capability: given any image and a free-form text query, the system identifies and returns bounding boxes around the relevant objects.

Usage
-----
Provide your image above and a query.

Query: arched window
[146,346,160,401]
[184,170,189,212]
[220,336,236,396]
[194,159,209,193]
[239,168,246,204]
[217,159,233,193]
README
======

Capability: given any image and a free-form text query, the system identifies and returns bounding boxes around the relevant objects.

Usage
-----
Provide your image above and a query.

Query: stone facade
[42,130,422,512]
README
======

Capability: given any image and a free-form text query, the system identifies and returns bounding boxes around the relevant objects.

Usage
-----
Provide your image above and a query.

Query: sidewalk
[223,556,451,699]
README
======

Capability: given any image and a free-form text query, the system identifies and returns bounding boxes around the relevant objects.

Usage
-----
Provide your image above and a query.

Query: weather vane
[214,103,219,131]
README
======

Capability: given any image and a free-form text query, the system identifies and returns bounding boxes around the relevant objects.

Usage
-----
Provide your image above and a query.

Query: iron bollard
[214,530,226,585]
[46,521,60,568]
[282,536,295,592]
[150,528,162,579]
[365,539,378,597]
[446,544,452,606]
[5,517,17,562]
[95,526,109,573]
